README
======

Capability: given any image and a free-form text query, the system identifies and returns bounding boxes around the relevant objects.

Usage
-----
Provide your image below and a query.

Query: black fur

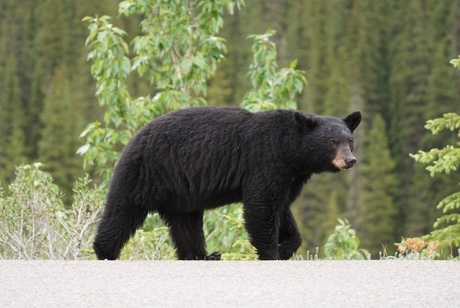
[93,106,361,260]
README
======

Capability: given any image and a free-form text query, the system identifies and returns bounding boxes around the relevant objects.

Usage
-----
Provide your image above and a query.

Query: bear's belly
[157,188,243,213]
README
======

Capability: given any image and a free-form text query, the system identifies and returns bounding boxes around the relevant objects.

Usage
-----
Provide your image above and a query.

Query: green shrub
[0,164,104,260]
[324,218,369,260]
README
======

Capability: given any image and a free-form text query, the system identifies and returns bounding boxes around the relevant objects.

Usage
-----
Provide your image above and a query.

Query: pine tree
[207,64,234,106]
[388,0,433,236]
[0,55,27,185]
[321,189,342,241]
[410,0,460,235]
[356,115,397,257]
[290,0,348,252]
[346,0,393,117]
[451,0,460,95]
[294,172,350,255]
[217,2,269,106]
[323,48,350,117]
[302,0,335,113]
[343,0,395,227]
[38,64,84,202]
[27,0,71,161]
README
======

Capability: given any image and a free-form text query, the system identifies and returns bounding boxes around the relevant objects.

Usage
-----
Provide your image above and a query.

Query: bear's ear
[294,112,318,130]
[343,111,362,133]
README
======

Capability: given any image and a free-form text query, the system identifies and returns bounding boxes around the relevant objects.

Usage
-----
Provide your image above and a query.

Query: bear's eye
[329,139,338,146]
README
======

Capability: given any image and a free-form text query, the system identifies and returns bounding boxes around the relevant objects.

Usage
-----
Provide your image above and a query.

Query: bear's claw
[205,251,222,260]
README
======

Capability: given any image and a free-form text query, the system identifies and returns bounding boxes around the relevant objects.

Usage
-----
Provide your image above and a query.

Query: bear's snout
[332,145,357,170]
[332,156,356,170]
[346,157,357,168]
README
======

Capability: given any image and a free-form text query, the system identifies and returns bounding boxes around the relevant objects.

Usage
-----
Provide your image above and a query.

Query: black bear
[93,106,361,260]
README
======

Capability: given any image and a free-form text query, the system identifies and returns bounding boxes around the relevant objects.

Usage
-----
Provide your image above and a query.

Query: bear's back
[133,107,253,211]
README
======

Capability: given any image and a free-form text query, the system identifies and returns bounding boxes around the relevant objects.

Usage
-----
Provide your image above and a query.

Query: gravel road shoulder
[1,260,459,307]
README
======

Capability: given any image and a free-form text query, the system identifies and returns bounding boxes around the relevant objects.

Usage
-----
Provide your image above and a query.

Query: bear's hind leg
[160,211,218,260]
[278,208,301,260]
[93,204,148,260]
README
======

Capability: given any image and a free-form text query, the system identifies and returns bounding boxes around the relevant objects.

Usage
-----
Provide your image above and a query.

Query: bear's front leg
[242,201,281,260]
[278,208,302,260]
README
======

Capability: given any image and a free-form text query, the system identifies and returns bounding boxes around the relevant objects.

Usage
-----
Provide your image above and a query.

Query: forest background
[1,0,460,258]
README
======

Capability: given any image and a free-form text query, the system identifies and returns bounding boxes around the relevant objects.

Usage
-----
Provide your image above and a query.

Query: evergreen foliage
[0,55,26,186]
[411,112,460,252]
[38,64,84,201]
[356,115,397,257]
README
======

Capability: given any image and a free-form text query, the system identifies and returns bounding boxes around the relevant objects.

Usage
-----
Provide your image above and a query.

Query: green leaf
[180,59,193,74]
[77,144,91,156]
[194,57,206,69]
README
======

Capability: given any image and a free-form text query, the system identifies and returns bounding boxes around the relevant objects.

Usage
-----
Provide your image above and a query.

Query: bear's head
[293,111,362,173]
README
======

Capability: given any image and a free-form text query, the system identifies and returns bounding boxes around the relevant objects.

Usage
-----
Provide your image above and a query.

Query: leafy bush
[243,30,306,112]
[0,164,104,259]
[324,218,369,260]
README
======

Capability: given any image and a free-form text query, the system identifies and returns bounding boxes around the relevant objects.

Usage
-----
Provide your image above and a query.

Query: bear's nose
[347,157,357,167]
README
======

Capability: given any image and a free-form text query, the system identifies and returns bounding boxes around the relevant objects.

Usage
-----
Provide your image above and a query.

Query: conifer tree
[347,0,392,117]
[290,0,341,252]
[284,0,312,110]
[39,0,70,75]
[27,0,71,161]
[420,8,459,225]
[321,189,342,242]
[207,65,233,106]
[0,55,26,185]
[214,2,269,106]
[356,115,397,257]
[342,0,390,227]
[294,172,350,255]
[38,64,84,201]
[302,0,334,113]
[388,0,433,236]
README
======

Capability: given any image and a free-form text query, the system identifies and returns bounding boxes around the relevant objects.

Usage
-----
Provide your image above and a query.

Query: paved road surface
[1,260,459,307]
